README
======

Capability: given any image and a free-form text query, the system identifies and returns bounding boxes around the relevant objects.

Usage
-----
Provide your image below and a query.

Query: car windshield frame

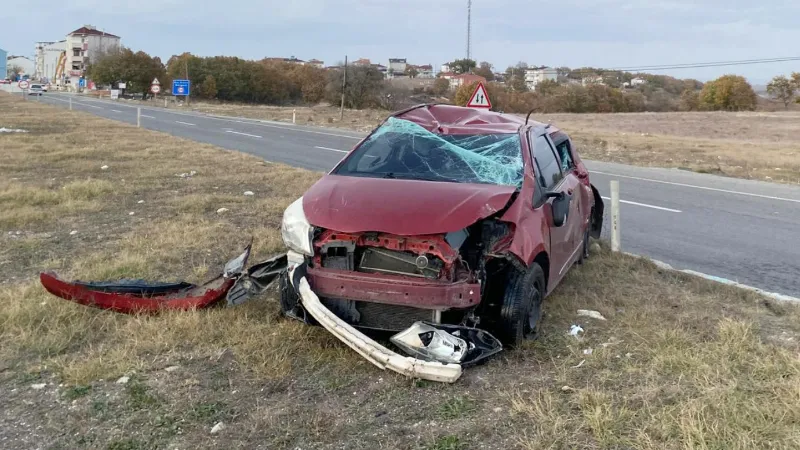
[334,117,525,188]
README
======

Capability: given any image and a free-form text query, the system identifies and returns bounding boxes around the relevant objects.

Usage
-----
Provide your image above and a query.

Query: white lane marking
[601,196,682,213]
[593,171,800,204]
[625,253,799,303]
[56,94,364,139]
[141,114,156,119]
[225,130,262,138]
[175,121,196,126]
[314,146,348,154]
[111,109,123,113]
[39,94,102,110]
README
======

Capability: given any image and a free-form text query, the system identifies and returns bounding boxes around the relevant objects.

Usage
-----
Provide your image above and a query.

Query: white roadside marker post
[137,107,141,128]
[293,109,296,124]
[611,180,621,252]
[69,97,72,110]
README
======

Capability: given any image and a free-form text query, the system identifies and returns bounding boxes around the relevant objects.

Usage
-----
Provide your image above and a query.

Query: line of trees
[86,48,778,114]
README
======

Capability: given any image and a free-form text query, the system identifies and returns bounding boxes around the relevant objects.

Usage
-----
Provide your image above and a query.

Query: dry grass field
[539,111,800,184]
[2,93,800,449]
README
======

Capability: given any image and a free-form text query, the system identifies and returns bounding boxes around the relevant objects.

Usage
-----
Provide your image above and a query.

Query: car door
[550,132,588,250]
[530,131,583,290]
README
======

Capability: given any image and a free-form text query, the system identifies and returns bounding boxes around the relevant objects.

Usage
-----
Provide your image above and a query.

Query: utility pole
[466,0,472,60]
[340,55,347,121]
[184,57,190,106]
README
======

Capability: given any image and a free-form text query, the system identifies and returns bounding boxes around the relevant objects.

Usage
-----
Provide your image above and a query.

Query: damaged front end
[299,217,518,333]
[280,213,521,382]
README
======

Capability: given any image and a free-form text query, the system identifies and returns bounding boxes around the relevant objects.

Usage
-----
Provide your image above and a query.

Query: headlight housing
[281,197,314,256]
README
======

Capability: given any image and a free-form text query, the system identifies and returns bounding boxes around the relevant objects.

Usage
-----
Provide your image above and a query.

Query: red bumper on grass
[39,272,234,314]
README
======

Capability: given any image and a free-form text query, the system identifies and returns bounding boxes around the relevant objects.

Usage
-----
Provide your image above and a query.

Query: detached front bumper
[286,252,462,383]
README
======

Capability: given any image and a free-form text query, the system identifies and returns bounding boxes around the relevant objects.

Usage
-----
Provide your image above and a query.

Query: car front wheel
[496,262,546,347]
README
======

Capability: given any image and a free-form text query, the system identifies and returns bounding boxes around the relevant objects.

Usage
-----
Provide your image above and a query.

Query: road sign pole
[611,180,621,252]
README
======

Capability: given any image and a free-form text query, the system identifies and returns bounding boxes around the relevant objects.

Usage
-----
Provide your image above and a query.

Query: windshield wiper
[381,173,462,183]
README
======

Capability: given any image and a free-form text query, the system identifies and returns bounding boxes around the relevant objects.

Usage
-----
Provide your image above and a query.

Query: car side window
[552,137,574,173]
[532,135,563,190]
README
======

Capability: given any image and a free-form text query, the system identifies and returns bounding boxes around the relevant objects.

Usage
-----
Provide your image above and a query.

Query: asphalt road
[30,92,800,298]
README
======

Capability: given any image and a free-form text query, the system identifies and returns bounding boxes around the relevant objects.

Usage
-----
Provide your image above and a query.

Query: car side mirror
[546,191,569,227]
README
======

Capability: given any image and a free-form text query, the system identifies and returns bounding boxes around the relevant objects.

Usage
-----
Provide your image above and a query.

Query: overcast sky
[2,0,798,83]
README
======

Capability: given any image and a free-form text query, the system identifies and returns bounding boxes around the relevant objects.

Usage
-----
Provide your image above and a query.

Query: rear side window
[533,135,563,190]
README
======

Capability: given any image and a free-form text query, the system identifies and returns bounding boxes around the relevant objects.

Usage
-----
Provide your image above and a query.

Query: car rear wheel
[496,262,546,347]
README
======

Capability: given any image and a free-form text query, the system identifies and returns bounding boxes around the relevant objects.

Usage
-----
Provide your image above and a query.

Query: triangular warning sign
[466,82,492,109]
[152,78,161,85]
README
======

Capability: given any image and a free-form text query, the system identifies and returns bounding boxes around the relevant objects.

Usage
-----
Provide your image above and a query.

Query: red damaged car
[280,104,603,346]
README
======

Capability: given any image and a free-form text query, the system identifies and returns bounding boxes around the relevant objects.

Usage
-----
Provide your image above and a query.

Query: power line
[515,56,800,76]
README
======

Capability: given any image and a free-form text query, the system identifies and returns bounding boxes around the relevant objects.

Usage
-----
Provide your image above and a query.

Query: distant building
[581,75,604,86]
[412,64,434,78]
[6,56,35,77]
[65,25,120,88]
[35,41,66,82]
[440,64,451,74]
[0,48,6,79]
[264,56,305,64]
[352,58,372,66]
[442,73,487,90]
[306,59,324,68]
[524,66,558,91]
[631,77,646,86]
[387,58,407,77]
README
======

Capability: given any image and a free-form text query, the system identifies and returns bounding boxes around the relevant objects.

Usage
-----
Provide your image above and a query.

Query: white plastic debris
[583,348,593,355]
[577,310,607,321]
[243,191,255,196]
[31,383,46,390]
[100,165,109,170]
[210,422,225,434]
[69,230,78,236]
[116,376,130,384]
[0,128,29,133]
[216,208,229,214]
[569,325,584,337]
[128,212,135,216]
[137,200,145,204]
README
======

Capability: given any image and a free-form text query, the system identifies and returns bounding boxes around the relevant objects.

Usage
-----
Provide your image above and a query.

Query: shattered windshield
[335,117,524,187]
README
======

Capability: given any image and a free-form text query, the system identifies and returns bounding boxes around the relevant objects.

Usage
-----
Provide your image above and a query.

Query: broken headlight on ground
[390,322,503,367]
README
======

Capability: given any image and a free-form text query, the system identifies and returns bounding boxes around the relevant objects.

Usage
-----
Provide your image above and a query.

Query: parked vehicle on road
[280,104,603,347]
[28,84,44,95]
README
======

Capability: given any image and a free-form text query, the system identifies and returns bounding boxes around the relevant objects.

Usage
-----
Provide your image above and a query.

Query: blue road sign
[172,79,191,96]
[79,78,86,88]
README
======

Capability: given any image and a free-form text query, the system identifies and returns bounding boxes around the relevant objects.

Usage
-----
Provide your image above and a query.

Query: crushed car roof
[393,104,556,135]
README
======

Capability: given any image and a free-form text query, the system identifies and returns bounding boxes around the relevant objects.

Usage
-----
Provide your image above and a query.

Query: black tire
[497,262,546,347]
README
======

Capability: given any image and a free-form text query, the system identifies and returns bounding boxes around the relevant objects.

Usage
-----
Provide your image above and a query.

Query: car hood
[302,175,516,235]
